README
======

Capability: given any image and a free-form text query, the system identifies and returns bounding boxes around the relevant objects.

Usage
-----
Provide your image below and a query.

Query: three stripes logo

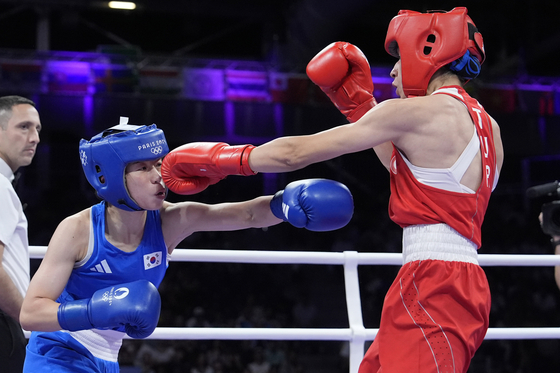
[89,259,112,273]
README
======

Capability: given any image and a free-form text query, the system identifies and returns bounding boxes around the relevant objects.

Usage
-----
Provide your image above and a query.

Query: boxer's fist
[58,280,161,339]
[162,142,256,195]
[270,179,354,231]
[307,41,377,122]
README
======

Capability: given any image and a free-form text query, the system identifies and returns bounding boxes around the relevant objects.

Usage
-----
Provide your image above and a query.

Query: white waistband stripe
[402,224,479,265]
[63,328,125,362]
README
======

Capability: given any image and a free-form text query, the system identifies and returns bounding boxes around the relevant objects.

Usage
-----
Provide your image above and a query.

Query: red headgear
[385,7,485,97]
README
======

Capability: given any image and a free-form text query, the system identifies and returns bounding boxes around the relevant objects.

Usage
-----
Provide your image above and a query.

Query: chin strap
[117,198,144,211]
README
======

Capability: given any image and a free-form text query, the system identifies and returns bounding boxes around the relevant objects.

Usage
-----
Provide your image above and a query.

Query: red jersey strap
[434,86,497,191]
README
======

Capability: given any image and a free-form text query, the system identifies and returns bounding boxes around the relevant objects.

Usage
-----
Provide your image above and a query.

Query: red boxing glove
[306,41,377,122]
[162,142,256,195]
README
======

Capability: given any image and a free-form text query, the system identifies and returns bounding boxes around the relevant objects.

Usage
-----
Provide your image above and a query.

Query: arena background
[1,1,559,372]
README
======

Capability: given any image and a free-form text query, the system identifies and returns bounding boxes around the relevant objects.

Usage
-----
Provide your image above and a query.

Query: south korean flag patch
[144,251,162,270]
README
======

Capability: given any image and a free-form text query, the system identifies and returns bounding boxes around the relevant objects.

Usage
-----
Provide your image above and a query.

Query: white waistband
[402,224,479,265]
[63,328,125,362]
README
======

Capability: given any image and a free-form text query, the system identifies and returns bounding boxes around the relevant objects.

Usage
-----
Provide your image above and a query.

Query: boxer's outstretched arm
[161,179,353,250]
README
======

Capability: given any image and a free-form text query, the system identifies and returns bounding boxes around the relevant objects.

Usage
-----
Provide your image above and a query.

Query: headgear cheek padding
[384,7,485,97]
[79,119,169,211]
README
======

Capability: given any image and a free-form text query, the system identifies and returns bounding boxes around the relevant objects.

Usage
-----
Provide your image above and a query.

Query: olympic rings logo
[101,291,110,302]
[151,146,163,155]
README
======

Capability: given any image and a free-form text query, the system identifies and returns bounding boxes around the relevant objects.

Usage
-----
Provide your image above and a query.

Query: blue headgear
[79,117,169,211]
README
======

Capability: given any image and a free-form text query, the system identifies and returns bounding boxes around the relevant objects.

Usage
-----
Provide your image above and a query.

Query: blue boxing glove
[270,178,354,231]
[57,280,161,339]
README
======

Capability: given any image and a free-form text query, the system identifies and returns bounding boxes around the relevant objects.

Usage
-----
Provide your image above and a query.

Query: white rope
[29,246,560,266]
[27,245,560,373]
[24,327,560,341]
[138,326,560,341]
[141,327,355,340]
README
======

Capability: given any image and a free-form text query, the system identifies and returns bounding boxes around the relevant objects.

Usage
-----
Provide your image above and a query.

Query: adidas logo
[89,259,112,273]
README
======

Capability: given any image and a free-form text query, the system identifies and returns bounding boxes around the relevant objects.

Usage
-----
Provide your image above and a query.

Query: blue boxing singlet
[61,200,168,302]
[24,201,169,372]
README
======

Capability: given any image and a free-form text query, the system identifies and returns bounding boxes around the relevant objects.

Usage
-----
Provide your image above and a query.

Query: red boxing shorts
[359,259,490,373]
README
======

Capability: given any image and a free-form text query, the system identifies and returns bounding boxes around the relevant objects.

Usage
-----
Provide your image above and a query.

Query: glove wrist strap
[218,145,257,176]
[346,98,377,123]
[239,145,257,175]
[270,190,286,221]
[57,299,93,331]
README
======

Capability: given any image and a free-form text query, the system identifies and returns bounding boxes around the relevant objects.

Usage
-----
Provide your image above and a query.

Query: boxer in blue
[19,118,354,373]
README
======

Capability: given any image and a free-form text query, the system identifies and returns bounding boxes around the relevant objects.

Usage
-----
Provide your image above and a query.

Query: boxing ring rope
[27,246,560,373]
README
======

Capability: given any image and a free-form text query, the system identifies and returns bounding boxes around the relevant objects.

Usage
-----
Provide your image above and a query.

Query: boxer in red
[162,7,503,373]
